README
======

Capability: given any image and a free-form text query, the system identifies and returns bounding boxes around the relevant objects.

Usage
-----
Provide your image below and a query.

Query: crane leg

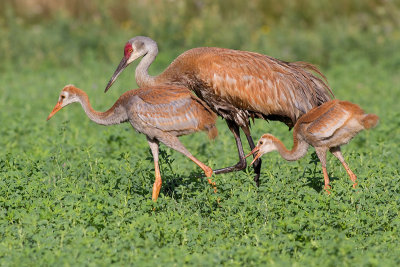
[186,154,217,192]
[315,147,331,194]
[147,138,162,201]
[322,166,331,194]
[156,134,216,192]
[213,120,247,175]
[242,127,262,187]
[330,147,357,188]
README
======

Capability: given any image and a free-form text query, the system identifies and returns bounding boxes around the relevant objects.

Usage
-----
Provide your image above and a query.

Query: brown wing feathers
[172,48,333,127]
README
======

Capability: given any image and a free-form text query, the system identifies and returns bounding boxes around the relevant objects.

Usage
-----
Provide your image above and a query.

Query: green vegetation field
[1,1,400,266]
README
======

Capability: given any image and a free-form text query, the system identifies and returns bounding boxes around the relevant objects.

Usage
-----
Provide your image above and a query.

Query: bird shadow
[143,148,214,200]
[161,170,214,199]
[113,176,150,198]
[301,151,339,193]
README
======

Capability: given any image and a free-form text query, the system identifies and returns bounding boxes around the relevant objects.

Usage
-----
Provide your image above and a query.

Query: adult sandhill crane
[246,100,379,193]
[47,84,218,200]
[104,36,333,186]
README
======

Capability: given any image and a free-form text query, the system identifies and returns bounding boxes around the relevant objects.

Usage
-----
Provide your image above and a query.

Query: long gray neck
[77,94,128,126]
[135,42,158,87]
[274,135,309,161]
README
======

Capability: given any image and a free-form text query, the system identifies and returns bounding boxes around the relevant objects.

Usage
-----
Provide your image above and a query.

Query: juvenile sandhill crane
[104,36,333,186]
[246,100,379,193]
[47,85,218,200]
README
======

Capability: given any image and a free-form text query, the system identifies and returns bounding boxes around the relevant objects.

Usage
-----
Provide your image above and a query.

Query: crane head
[104,36,156,93]
[245,134,277,165]
[47,85,80,121]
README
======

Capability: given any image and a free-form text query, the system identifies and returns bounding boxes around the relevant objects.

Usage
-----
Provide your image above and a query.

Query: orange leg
[330,147,357,188]
[152,160,162,201]
[157,134,217,193]
[188,155,219,204]
[187,154,216,192]
[315,148,330,194]
[322,166,331,194]
[147,138,163,201]
[341,161,357,188]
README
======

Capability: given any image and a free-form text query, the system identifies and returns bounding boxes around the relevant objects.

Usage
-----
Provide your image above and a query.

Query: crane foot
[324,185,331,195]
[213,160,247,175]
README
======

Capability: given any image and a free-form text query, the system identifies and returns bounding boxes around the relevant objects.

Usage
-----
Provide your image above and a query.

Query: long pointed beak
[245,146,261,165]
[104,56,128,93]
[47,101,63,121]
[250,152,262,165]
[245,146,259,159]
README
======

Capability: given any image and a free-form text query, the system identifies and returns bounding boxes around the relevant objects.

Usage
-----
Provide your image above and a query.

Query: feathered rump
[361,114,379,129]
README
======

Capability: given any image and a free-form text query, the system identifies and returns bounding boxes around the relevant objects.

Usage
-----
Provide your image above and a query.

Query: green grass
[1,52,399,266]
[1,2,400,261]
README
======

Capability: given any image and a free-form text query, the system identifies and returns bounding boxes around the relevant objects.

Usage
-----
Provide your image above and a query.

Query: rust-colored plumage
[156,48,332,127]
[47,85,217,200]
[247,100,379,193]
[104,36,333,185]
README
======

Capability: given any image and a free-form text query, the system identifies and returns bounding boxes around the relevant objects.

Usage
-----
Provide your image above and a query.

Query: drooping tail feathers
[191,93,218,139]
[361,114,379,129]
[206,125,218,140]
[290,61,335,99]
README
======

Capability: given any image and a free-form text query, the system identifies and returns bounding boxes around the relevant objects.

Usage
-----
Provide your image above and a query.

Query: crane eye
[259,141,263,145]
[61,95,65,99]
[129,48,133,53]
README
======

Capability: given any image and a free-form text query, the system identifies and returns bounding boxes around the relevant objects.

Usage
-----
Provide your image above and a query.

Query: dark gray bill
[104,56,128,93]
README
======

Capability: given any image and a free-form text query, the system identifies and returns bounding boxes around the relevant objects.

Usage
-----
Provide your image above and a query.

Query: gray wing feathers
[135,96,200,132]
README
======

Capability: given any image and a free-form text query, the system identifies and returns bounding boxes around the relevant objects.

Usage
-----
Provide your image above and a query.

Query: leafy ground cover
[1,1,400,265]
[0,52,399,266]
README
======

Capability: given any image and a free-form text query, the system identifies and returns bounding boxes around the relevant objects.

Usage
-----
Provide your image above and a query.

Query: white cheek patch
[261,142,275,154]
[127,52,139,64]
[265,144,275,153]
[60,91,69,101]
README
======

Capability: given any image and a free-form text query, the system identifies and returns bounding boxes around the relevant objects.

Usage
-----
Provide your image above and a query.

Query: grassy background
[1,0,400,266]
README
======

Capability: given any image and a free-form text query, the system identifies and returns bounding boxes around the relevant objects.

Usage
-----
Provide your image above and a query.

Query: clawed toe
[207,178,217,193]
[204,166,213,178]
[324,185,331,194]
